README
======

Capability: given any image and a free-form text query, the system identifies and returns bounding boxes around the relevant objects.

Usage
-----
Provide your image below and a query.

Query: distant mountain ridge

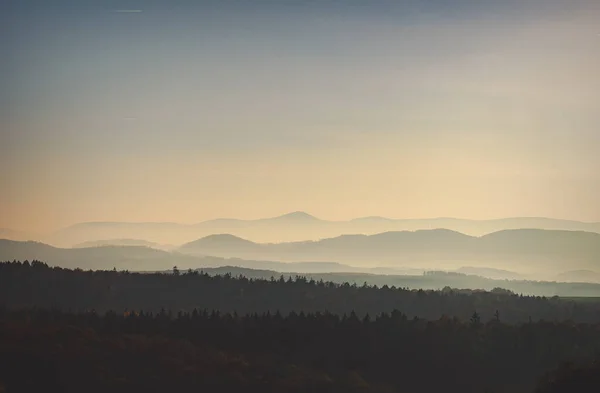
[0,239,370,274]
[0,239,183,271]
[3,231,600,284]
[73,238,175,251]
[45,212,600,247]
[179,229,600,274]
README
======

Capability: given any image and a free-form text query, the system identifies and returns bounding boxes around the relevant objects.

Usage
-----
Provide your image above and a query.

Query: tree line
[1,306,599,393]
[2,261,600,392]
[1,261,600,323]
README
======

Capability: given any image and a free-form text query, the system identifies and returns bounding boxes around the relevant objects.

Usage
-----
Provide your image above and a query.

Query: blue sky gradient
[2,0,599,231]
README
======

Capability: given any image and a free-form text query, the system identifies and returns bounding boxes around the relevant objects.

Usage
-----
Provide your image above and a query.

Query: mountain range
[0,239,371,273]
[193,266,600,297]
[3,226,598,278]
[73,238,175,251]
[2,228,600,284]
[178,229,600,274]
[38,212,600,247]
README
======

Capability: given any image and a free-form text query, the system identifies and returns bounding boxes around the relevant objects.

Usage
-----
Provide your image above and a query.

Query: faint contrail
[114,10,143,13]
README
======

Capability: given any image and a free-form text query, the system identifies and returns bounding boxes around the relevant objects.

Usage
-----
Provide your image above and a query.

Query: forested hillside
[2,261,600,392]
[2,261,600,323]
[178,229,600,274]
[1,307,598,393]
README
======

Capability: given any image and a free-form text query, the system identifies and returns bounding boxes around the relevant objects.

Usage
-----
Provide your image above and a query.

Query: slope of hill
[180,234,262,254]
[73,238,174,250]
[258,211,321,223]
[48,222,195,248]
[46,212,600,247]
[554,270,600,284]
[480,229,600,255]
[455,266,523,280]
[0,239,187,271]
[3,238,600,294]
[5,227,600,279]
[0,239,366,273]
[179,229,600,274]
[192,266,600,297]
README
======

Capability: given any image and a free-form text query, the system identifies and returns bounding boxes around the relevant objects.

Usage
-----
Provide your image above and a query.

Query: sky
[1,0,599,233]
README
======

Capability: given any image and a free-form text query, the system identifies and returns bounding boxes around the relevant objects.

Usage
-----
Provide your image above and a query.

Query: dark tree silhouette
[2,261,600,392]
[2,261,600,324]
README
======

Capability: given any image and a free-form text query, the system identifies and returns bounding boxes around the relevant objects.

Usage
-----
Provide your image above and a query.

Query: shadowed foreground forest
[2,261,600,392]
[2,261,600,323]
[1,307,600,393]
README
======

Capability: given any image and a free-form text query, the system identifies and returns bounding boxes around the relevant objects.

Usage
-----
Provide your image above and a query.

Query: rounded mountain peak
[273,211,319,221]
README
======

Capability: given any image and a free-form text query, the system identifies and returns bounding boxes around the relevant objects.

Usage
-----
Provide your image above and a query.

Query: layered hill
[179,229,600,274]
[0,239,185,271]
[46,212,600,247]
[73,238,174,251]
[3,227,600,278]
[0,239,363,273]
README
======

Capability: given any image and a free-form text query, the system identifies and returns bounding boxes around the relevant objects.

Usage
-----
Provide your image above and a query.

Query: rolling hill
[73,238,174,251]
[179,229,600,274]
[45,212,600,247]
[193,266,600,297]
[0,239,191,271]
[0,239,363,273]
[3,227,600,278]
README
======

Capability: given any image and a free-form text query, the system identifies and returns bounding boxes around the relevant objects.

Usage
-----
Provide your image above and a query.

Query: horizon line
[50,213,600,231]
[2,227,600,249]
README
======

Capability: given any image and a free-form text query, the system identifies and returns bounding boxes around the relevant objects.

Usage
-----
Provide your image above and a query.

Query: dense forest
[1,307,599,393]
[2,261,600,323]
[198,266,600,297]
[2,261,600,392]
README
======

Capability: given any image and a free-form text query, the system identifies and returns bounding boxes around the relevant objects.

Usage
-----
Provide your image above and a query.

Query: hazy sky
[2,0,599,233]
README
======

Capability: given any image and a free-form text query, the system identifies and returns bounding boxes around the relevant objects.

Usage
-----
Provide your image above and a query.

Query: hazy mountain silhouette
[49,222,189,247]
[73,238,174,250]
[455,266,523,280]
[196,211,320,227]
[0,239,190,271]
[179,234,265,258]
[9,225,599,276]
[46,212,600,247]
[179,229,600,275]
[194,266,600,297]
[178,229,476,258]
[350,216,396,222]
[262,211,320,222]
[0,239,364,273]
[4,237,600,291]
[480,229,600,255]
[553,270,600,284]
